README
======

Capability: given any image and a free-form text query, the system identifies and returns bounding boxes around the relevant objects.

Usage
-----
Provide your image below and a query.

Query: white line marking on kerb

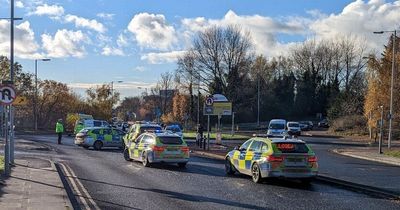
[65,163,101,210]
[60,163,90,209]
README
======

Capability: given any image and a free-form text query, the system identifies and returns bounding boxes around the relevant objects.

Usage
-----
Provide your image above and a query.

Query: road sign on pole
[0,85,16,105]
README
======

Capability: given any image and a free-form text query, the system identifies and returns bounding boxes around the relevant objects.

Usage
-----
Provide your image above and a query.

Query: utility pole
[373,30,398,149]
[388,30,396,149]
[9,0,15,165]
[379,106,384,154]
[257,77,260,127]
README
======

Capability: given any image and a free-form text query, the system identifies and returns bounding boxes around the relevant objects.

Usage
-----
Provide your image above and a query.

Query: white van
[267,119,287,137]
[74,119,110,134]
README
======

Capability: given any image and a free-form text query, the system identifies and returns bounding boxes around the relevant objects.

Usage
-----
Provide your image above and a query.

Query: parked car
[299,121,313,131]
[267,119,287,137]
[287,122,301,136]
[75,127,125,150]
[318,119,329,128]
[224,137,318,183]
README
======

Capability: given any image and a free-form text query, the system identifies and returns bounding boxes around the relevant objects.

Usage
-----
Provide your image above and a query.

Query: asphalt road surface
[8,135,400,210]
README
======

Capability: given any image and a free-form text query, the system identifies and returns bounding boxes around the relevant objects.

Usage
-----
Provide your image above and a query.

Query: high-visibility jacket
[56,122,64,133]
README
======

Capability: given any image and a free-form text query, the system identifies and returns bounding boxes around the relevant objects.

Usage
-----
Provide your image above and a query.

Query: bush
[329,115,368,135]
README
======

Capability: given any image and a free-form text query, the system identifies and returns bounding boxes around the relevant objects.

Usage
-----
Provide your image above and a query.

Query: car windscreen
[269,123,285,129]
[140,126,162,133]
[273,143,309,153]
[159,136,183,145]
[166,127,181,132]
[288,123,299,127]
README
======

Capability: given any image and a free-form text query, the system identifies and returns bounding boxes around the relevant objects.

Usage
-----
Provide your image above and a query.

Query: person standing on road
[56,119,64,144]
[196,124,204,146]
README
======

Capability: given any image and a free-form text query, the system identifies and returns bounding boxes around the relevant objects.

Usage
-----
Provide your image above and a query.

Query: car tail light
[180,146,189,152]
[267,155,284,162]
[308,156,317,162]
[152,145,165,152]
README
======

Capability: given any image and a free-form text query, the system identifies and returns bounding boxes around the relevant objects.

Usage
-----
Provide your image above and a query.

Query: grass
[384,149,400,158]
[183,131,250,140]
[0,156,4,173]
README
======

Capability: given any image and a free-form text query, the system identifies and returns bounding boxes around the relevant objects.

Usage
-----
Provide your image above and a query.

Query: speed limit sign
[0,85,16,105]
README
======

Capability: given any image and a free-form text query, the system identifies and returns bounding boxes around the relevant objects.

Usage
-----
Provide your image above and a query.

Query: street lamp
[373,30,398,149]
[34,58,51,131]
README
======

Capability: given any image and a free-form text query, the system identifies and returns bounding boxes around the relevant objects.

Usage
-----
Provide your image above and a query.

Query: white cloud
[65,15,106,33]
[180,10,309,57]
[41,29,88,58]
[68,81,155,89]
[134,66,146,72]
[117,33,129,47]
[141,51,186,64]
[0,20,42,59]
[16,1,24,8]
[309,0,400,50]
[32,4,64,17]
[101,46,124,56]
[127,13,177,50]
[97,13,115,20]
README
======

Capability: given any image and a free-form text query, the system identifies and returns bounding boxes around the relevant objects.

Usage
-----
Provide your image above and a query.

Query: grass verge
[0,156,4,173]
[384,149,400,158]
[183,131,250,140]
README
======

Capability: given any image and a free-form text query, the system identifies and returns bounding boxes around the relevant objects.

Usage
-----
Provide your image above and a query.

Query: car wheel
[93,141,103,150]
[123,148,132,161]
[177,162,187,168]
[142,152,150,167]
[225,158,235,175]
[251,163,262,183]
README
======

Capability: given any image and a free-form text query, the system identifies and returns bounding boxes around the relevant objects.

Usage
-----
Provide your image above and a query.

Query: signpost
[1,84,16,176]
[203,94,232,149]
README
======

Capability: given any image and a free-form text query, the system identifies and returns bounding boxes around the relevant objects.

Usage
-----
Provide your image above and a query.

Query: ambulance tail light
[308,156,317,162]
[267,155,284,162]
[152,145,165,152]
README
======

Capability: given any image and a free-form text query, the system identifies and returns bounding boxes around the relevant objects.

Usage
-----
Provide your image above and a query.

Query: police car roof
[150,131,181,137]
[253,136,305,144]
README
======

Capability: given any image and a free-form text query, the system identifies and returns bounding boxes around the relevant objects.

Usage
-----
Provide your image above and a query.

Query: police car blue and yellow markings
[125,132,189,167]
[226,137,318,182]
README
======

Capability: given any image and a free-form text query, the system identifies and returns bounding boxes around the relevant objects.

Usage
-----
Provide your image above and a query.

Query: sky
[0,0,399,99]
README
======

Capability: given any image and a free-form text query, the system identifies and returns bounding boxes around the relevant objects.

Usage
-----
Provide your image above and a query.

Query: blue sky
[0,0,399,98]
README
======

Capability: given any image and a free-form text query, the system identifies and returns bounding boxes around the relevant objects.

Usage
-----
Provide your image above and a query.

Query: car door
[129,134,143,160]
[103,128,113,146]
[233,140,253,173]
[112,129,124,147]
[242,141,262,174]
[137,135,153,161]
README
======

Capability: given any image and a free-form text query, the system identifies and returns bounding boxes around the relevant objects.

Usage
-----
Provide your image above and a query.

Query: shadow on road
[65,174,269,210]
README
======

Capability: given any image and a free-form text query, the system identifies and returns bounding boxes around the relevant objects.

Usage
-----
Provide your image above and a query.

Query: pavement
[189,139,400,197]
[0,157,72,210]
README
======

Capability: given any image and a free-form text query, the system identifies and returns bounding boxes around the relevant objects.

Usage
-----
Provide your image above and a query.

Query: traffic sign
[0,85,16,105]
[13,96,28,105]
[205,97,214,106]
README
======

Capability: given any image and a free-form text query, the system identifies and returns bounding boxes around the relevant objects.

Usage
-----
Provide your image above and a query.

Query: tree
[86,84,120,120]
[364,35,400,134]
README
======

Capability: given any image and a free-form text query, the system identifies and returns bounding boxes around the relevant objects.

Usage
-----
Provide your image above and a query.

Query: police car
[225,137,318,183]
[123,131,189,167]
[123,122,162,148]
[75,127,125,150]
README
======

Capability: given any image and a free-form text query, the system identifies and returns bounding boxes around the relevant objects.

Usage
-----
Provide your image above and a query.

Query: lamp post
[34,59,51,131]
[374,30,397,149]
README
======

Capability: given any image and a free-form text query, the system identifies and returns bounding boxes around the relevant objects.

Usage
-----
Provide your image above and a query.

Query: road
[7,135,400,210]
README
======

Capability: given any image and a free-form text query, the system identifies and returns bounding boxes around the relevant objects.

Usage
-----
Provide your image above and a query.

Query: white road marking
[64,163,101,210]
[59,163,90,209]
